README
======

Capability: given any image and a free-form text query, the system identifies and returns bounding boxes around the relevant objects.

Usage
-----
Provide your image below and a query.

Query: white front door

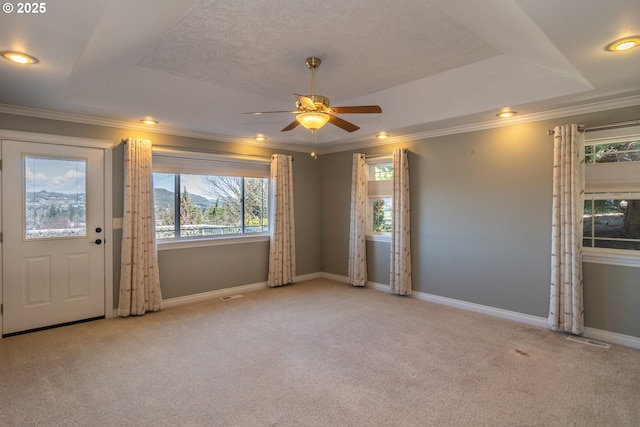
[2,140,106,335]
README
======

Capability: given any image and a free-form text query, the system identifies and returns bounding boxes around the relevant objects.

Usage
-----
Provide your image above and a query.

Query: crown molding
[0,104,313,154]
[0,103,241,141]
[2,94,639,155]
[319,94,640,154]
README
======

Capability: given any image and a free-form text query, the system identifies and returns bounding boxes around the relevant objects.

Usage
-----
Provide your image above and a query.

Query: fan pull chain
[310,130,318,159]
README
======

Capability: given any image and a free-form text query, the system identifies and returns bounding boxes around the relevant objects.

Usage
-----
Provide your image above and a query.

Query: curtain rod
[365,153,392,159]
[546,119,640,136]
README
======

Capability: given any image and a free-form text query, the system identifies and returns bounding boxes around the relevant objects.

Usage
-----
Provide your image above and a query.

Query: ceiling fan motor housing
[305,57,321,69]
[296,94,331,111]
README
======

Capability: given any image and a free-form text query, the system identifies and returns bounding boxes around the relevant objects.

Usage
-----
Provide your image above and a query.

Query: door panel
[2,140,105,335]
[24,256,52,305]
[67,253,90,299]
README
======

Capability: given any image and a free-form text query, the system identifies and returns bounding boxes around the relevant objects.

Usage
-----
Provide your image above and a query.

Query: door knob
[95,227,102,233]
[93,239,102,245]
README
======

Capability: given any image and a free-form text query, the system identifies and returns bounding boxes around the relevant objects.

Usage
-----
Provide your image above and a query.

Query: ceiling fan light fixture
[296,112,330,130]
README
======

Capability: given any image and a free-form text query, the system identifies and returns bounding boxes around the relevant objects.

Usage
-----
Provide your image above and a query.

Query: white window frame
[152,148,270,250]
[583,127,640,267]
[366,157,393,242]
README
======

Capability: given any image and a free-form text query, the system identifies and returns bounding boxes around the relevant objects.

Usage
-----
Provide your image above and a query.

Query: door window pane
[24,157,87,239]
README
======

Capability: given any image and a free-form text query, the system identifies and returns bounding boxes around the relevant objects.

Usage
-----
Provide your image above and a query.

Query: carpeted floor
[1,278,638,426]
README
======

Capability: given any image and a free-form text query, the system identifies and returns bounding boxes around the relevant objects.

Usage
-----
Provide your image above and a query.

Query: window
[367,159,393,236]
[152,149,269,244]
[24,156,87,239]
[583,130,640,266]
[585,137,639,164]
[583,195,640,251]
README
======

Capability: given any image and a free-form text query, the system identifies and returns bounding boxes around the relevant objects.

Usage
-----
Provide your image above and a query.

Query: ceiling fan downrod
[306,57,321,97]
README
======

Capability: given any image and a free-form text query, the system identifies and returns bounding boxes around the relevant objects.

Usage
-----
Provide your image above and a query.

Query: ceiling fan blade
[243,110,297,115]
[331,105,382,114]
[294,94,316,110]
[328,115,360,132]
[281,120,300,131]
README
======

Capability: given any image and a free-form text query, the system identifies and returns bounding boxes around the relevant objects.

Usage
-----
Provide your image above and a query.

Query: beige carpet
[1,278,638,426]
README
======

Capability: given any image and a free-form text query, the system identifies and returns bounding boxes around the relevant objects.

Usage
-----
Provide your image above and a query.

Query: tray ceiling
[0,0,639,151]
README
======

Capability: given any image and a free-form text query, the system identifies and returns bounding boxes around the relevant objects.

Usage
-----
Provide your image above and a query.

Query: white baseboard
[162,281,269,309]
[113,282,270,315]
[113,272,323,316]
[112,272,640,350]
[294,272,325,283]
[367,280,546,327]
[321,272,350,284]
[413,288,549,329]
[364,280,640,350]
[583,326,640,350]
[161,271,326,308]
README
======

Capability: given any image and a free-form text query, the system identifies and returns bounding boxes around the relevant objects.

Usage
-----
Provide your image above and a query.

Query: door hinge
[1,304,3,315]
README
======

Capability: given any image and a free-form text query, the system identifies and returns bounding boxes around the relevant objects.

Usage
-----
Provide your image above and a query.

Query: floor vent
[567,336,610,349]
[220,294,244,301]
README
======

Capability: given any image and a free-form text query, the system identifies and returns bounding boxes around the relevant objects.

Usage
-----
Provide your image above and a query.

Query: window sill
[367,234,391,243]
[583,248,640,268]
[157,234,269,251]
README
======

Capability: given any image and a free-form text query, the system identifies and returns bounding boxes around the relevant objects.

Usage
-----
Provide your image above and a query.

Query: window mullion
[241,178,245,234]
[174,174,181,238]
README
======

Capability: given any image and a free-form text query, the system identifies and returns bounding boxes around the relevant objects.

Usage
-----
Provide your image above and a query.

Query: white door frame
[0,130,115,337]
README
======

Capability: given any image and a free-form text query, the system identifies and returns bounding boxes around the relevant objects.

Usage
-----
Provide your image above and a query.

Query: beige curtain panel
[268,154,296,287]
[549,124,585,334]
[119,138,163,317]
[390,148,412,295]
[348,153,368,287]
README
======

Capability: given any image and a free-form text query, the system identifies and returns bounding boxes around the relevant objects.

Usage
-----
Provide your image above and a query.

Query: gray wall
[321,105,640,338]
[583,263,640,337]
[0,113,322,307]
[2,105,639,339]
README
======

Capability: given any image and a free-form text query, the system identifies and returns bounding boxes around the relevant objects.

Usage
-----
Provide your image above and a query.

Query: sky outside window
[25,157,86,193]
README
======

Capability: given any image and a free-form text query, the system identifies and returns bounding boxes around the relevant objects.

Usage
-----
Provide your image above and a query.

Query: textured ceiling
[139,0,500,102]
[0,0,639,151]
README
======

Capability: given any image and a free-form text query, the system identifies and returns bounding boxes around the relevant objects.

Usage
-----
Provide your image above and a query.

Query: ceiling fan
[244,57,382,133]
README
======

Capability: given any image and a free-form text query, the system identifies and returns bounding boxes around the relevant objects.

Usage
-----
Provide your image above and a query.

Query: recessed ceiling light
[254,135,267,141]
[140,119,158,125]
[1,51,38,64]
[496,111,517,118]
[605,36,640,52]
[376,132,389,139]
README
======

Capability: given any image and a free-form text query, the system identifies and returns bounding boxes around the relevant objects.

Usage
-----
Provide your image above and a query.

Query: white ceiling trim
[319,95,640,154]
[0,128,115,149]
[2,94,639,154]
